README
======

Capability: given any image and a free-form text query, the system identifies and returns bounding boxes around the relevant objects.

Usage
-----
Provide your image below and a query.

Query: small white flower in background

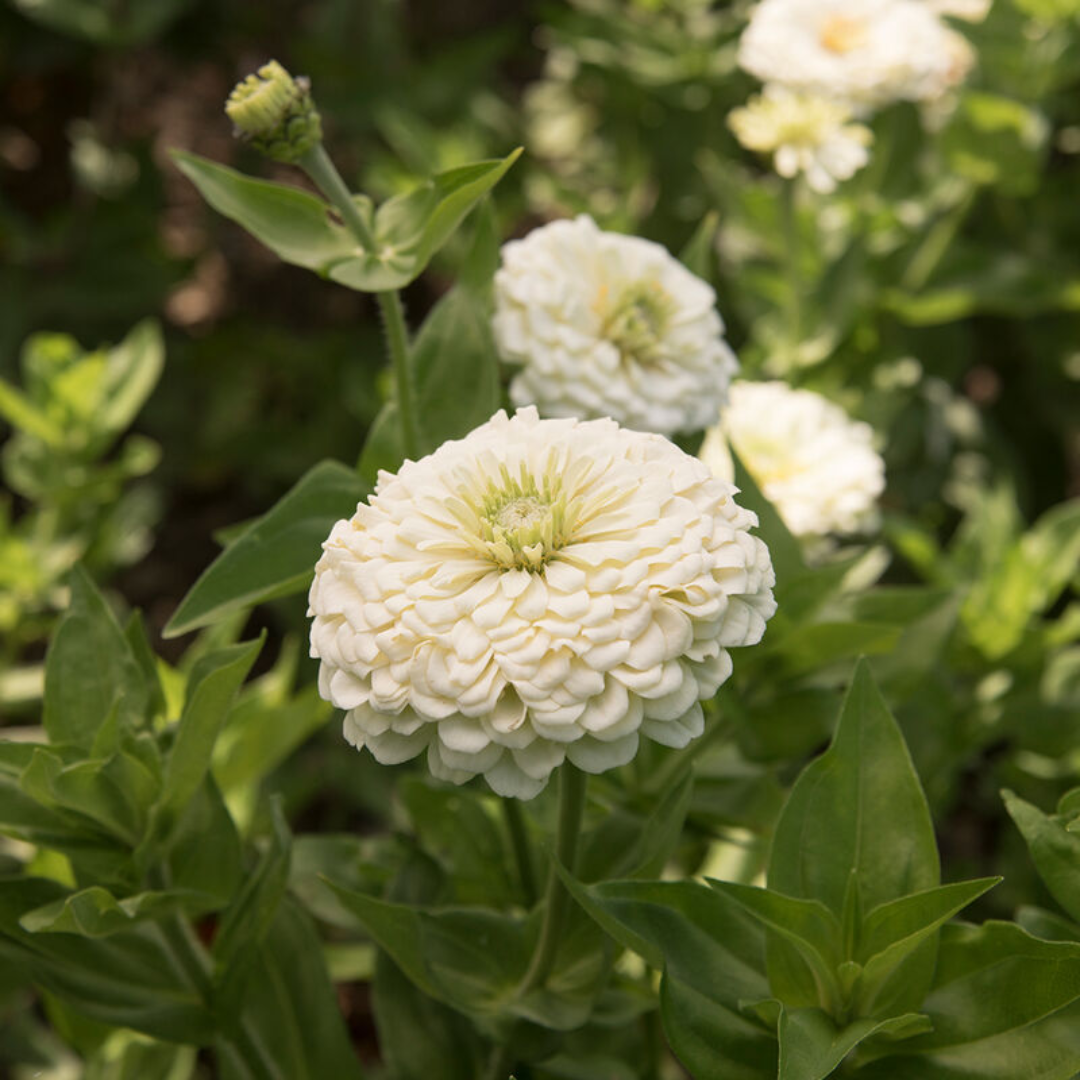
[493,216,739,437]
[738,0,974,111]
[927,0,992,21]
[728,87,873,194]
[309,407,776,800]
[699,381,885,540]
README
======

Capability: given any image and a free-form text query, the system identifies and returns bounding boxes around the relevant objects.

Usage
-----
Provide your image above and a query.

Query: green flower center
[476,470,573,571]
[601,281,676,366]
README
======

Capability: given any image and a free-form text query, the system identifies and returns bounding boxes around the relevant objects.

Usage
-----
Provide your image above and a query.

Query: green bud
[225,60,322,164]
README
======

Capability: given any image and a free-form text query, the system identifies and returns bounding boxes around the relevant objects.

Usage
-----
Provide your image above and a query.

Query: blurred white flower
[700,381,885,539]
[927,0,992,21]
[493,216,739,436]
[310,407,776,800]
[728,87,873,193]
[738,0,974,110]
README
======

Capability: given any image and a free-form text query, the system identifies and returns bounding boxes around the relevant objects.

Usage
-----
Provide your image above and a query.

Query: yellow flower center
[599,280,676,366]
[475,469,574,571]
[818,13,868,54]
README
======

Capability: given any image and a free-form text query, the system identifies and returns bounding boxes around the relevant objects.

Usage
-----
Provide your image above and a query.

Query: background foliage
[1,0,1079,1077]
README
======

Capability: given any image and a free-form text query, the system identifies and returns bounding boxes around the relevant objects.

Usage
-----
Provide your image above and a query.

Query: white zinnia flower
[493,216,739,437]
[309,407,776,800]
[700,382,885,540]
[728,87,873,193]
[738,0,974,110]
[927,0,992,21]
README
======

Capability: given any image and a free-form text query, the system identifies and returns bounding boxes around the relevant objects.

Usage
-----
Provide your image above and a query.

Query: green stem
[781,177,802,348]
[502,798,539,908]
[377,289,422,460]
[482,1041,517,1080]
[518,765,588,996]
[299,144,377,251]
[298,145,421,460]
[901,187,976,294]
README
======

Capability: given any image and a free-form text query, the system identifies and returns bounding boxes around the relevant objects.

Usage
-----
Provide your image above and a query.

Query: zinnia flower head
[493,215,739,437]
[309,407,776,799]
[738,0,974,111]
[728,86,873,193]
[700,381,885,540]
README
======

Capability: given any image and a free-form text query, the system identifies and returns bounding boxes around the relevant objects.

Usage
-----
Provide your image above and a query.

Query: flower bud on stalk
[225,60,322,163]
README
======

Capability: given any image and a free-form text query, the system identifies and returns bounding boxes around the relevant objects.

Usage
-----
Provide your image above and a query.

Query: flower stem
[377,289,422,461]
[482,1041,517,1080]
[502,798,539,908]
[781,176,802,350]
[518,764,588,996]
[298,145,421,461]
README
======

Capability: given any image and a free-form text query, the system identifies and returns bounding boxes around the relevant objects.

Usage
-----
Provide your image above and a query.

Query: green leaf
[212,797,291,1014]
[768,660,939,916]
[322,881,531,1018]
[172,151,357,272]
[330,150,522,291]
[858,923,1080,1077]
[732,449,804,590]
[213,684,332,799]
[1004,790,1080,926]
[44,565,147,747]
[217,898,366,1080]
[165,460,367,636]
[941,92,1048,196]
[19,886,215,937]
[705,880,843,998]
[0,375,62,444]
[679,211,719,282]
[157,636,264,826]
[162,777,242,908]
[372,950,484,1080]
[660,975,777,1080]
[575,879,770,1008]
[0,878,215,1044]
[97,319,165,440]
[777,1007,931,1080]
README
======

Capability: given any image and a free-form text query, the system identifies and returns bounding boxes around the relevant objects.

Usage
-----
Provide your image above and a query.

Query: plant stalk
[518,764,588,996]
[502,798,539,908]
[781,176,802,349]
[298,145,421,460]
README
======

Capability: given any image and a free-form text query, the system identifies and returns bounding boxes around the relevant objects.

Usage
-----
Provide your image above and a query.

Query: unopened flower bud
[225,60,322,164]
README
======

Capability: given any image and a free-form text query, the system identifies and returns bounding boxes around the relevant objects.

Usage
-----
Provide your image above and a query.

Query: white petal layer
[700,381,885,541]
[493,215,739,437]
[311,407,777,799]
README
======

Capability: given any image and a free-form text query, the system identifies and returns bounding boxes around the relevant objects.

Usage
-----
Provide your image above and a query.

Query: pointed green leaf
[165,460,367,637]
[857,922,1080,1078]
[157,636,264,823]
[706,880,843,996]
[212,797,291,1012]
[0,878,215,1043]
[44,566,147,747]
[769,660,938,915]
[217,898,366,1080]
[172,151,356,271]
[660,974,778,1080]
[1004,789,1080,926]
[778,1007,931,1080]
[97,319,165,439]
[19,886,215,937]
[575,879,770,1008]
[330,150,522,291]
[858,878,1001,1013]
[678,211,719,282]
[732,449,804,590]
[322,880,532,1015]
[0,374,62,444]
